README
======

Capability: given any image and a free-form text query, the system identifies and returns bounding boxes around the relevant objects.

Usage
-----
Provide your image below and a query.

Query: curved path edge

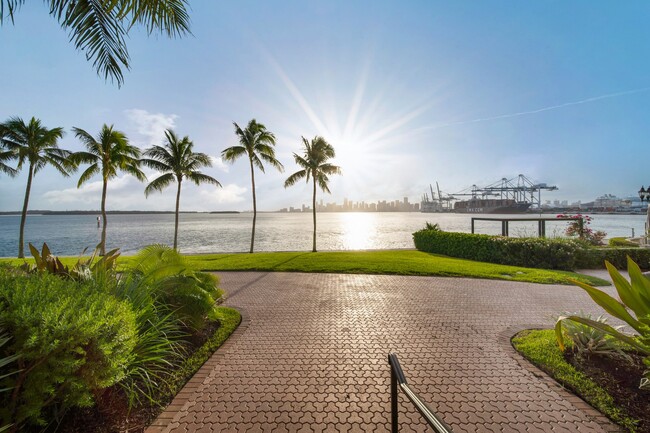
[145,306,251,433]
[497,325,624,433]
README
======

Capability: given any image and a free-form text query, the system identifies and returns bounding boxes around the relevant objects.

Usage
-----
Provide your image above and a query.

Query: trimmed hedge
[608,237,639,248]
[412,229,586,270]
[580,247,650,270]
[412,229,650,270]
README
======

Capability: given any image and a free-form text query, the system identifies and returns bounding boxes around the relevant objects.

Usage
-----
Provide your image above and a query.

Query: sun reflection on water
[339,213,377,250]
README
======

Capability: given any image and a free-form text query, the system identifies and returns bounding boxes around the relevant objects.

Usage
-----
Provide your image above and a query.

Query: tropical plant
[128,244,223,330]
[222,119,284,253]
[557,312,630,360]
[20,242,120,282]
[284,136,341,252]
[0,117,74,258]
[73,124,146,255]
[556,257,650,389]
[0,0,190,86]
[142,130,221,250]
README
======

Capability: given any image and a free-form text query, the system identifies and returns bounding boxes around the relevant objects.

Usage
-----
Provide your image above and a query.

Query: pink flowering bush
[557,214,606,246]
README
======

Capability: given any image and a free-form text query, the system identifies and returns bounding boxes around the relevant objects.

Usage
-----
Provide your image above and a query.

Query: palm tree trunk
[312,179,317,252]
[249,159,256,253]
[17,164,34,258]
[100,178,108,256]
[173,180,182,250]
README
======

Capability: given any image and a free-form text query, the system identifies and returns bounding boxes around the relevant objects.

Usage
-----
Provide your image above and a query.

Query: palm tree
[73,124,146,255]
[0,0,190,86]
[284,136,341,252]
[0,117,74,258]
[142,129,221,250]
[222,119,283,253]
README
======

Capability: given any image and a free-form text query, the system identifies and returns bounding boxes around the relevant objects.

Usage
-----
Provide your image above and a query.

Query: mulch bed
[565,350,650,432]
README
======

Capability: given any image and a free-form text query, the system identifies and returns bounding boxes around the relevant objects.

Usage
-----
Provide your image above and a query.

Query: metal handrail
[388,353,453,433]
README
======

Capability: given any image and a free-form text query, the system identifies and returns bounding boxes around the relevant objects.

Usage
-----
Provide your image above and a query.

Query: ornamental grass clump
[556,257,650,389]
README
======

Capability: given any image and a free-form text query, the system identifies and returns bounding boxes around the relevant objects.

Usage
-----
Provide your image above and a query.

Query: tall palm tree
[284,136,341,252]
[73,124,146,255]
[142,129,221,250]
[0,117,74,258]
[1,0,190,86]
[222,119,283,253]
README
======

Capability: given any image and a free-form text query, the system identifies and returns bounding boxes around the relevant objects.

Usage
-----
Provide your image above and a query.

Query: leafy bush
[557,214,606,246]
[0,269,137,429]
[556,257,650,390]
[412,228,586,270]
[128,245,223,330]
[579,247,650,270]
[609,237,640,248]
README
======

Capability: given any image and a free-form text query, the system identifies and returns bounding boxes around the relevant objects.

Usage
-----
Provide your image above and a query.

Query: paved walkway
[148,272,622,433]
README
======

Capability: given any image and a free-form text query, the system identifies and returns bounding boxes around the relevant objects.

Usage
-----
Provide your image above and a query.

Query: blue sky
[1,1,649,211]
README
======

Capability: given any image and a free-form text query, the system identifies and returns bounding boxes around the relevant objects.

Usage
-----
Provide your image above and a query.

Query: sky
[1,1,650,212]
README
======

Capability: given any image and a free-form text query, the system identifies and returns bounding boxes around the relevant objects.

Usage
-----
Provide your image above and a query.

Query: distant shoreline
[0,210,645,216]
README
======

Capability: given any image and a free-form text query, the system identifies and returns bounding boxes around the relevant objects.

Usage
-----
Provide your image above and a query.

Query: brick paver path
[150,272,621,433]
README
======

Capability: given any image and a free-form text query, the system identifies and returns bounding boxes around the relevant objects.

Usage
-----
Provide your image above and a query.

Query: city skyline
[2,2,650,212]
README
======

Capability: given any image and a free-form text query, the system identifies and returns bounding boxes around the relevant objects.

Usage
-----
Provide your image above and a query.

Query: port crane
[452,174,558,209]
[421,182,455,212]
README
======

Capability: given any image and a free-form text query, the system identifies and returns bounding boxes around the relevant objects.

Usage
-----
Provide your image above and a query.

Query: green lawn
[512,329,637,432]
[1,249,604,285]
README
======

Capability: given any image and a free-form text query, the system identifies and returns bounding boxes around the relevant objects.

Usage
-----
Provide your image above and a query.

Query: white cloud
[198,183,247,205]
[42,175,146,208]
[209,155,230,173]
[124,109,178,146]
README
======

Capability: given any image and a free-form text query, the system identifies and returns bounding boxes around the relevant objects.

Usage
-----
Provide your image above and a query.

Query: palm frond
[144,172,175,196]
[77,163,99,187]
[140,157,170,173]
[57,0,131,86]
[186,172,221,187]
[284,169,307,188]
[221,145,247,162]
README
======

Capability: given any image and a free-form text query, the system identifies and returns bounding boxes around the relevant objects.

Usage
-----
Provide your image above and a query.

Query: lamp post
[638,186,650,243]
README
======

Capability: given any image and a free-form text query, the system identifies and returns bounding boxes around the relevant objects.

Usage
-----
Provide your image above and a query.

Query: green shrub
[608,237,640,248]
[128,245,223,330]
[580,247,650,270]
[412,228,585,270]
[0,270,137,429]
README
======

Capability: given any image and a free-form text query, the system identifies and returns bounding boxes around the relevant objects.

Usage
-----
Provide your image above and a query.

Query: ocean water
[0,212,645,257]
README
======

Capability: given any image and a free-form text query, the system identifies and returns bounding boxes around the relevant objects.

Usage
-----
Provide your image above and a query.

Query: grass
[512,329,638,432]
[0,250,608,286]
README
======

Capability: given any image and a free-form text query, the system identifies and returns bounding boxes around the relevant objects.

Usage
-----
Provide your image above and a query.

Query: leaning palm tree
[0,117,74,258]
[142,129,221,250]
[1,0,190,86]
[73,124,146,255]
[284,136,341,252]
[222,119,283,253]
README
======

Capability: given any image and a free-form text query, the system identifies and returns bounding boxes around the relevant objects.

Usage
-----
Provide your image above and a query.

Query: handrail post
[390,355,398,433]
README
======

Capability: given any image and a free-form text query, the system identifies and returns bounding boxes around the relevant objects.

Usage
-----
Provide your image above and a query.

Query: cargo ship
[453,198,531,213]
[421,175,557,214]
